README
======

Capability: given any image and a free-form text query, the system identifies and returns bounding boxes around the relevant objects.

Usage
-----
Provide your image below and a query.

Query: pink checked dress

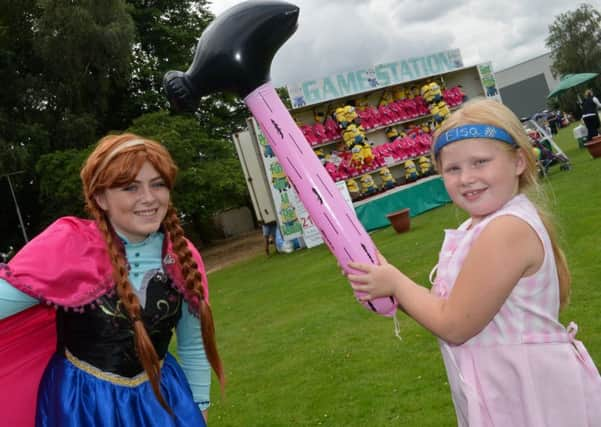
[431,194,601,426]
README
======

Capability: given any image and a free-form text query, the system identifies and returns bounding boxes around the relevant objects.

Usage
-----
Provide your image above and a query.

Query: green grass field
[192,124,601,426]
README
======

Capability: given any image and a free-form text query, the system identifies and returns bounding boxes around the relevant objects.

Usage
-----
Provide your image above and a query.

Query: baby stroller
[522,118,571,176]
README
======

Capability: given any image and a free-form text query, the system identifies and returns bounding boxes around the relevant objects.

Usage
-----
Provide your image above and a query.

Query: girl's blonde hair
[80,133,224,412]
[433,98,571,308]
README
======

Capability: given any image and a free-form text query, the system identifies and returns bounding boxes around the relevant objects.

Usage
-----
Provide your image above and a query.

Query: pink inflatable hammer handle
[163,1,397,316]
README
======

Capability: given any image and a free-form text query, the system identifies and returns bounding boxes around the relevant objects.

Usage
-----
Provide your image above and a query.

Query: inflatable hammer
[163,1,397,317]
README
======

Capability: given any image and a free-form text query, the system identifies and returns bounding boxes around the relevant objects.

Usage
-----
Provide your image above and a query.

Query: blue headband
[434,124,516,157]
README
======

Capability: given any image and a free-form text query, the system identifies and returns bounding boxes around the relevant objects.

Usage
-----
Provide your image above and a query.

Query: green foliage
[35,0,135,148]
[546,4,601,114]
[126,110,248,235]
[124,0,249,139]
[36,147,92,222]
[546,4,601,76]
[125,0,214,115]
[0,0,252,250]
[183,124,601,425]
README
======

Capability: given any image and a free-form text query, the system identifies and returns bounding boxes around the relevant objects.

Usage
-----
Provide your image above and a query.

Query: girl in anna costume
[0,133,224,426]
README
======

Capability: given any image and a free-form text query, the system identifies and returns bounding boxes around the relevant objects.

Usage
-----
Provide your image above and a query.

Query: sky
[206,0,600,88]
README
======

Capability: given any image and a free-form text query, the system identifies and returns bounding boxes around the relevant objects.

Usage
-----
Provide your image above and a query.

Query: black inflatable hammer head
[164,0,299,111]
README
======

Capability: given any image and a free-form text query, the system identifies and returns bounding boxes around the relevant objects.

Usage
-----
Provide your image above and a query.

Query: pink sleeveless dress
[431,194,601,426]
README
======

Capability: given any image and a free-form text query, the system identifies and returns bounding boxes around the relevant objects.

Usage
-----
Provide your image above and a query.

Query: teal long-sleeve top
[0,231,211,411]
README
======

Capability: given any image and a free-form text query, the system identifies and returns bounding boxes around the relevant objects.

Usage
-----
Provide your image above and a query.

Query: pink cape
[0,216,210,426]
[0,305,56,426]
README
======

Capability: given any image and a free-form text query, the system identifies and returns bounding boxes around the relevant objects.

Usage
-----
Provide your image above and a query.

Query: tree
[546,4,601,114]
[124,1,249,139]
[546,4,601,76]
[0,1,251,249]
[35,0,136,149]
[127,111,248,240]
[0,0,136,248]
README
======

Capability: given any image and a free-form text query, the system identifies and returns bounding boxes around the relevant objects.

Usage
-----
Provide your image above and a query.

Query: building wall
[495,53,560,118]
[499,74,550,119]
[214,206,256,238]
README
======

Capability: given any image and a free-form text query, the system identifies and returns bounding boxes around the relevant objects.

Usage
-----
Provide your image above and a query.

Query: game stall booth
[233,49,503,248]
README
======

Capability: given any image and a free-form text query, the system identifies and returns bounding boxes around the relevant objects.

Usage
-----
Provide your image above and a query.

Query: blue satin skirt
[35,352,206,427]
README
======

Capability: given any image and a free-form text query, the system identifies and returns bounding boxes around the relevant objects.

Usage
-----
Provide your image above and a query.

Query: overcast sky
[206,0,600,88]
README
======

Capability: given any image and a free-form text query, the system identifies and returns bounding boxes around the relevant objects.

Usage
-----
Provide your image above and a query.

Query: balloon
[163,1,397,317]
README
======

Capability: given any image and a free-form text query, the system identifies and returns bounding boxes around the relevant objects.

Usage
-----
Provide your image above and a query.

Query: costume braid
[90,205,172,414]
[162,205,225,386]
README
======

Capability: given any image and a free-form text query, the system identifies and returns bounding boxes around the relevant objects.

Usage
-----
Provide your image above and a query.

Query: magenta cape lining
[0,217,210,426]
[0,216,209,312]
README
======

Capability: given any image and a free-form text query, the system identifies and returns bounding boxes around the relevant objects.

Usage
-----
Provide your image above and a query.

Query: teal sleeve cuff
[0,277,38,320]
[176,302,211,411]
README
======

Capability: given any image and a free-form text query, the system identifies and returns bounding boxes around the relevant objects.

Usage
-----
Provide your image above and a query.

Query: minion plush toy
[359,173,378,196]
[314,110,326,124]
[379,90,395,106]
[385,126,399,141]
[346,178,362,201]
[334,105,359,129]
[379,167,396,190]
[342,124,366,149]
[403,159,418,183]
[354,97,370,110]
[417,156,433,177]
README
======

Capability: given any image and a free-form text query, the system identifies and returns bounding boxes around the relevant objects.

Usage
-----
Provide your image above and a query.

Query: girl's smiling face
[439,138,526,226]
[94,161,170,242]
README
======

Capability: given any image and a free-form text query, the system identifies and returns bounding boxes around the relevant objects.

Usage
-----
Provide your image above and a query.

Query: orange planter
[386,208,411,233]
[584,136,601,159]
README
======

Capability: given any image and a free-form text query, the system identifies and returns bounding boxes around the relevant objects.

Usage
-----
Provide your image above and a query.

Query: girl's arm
[349,215,543,344]
[0,278,38,320]
[176,301,211,422]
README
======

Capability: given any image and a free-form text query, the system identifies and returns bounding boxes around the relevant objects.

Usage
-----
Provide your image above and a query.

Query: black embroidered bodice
[57,271,182,377]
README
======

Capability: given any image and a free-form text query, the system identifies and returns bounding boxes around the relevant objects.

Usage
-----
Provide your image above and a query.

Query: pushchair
[522,118,571,176]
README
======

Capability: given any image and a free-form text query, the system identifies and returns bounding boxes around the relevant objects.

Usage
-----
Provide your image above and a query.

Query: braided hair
[80,133,224,412]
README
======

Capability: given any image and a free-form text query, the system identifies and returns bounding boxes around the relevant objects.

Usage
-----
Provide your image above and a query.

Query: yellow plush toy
[342,124,366,148]
[417,156,433,176]
[350,145,365,170]
[314,110,326,124]
[334,105,358,128]
[354,97,370,111]
[379,167,396,190]
[379,90,395,106]
[385,126,399,141]
[346,178,362,200]
[393,86,407,101]
[403,159,418,182]
[359,173,378,195]
[436,100,451,119]
[421,81,442,104]
[360,144,374,166]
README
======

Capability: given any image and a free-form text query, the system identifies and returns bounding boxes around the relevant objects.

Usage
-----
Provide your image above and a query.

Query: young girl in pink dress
[348,98,601,426]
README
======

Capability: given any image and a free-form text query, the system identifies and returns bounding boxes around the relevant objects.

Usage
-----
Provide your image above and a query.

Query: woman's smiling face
[94,161,170,242]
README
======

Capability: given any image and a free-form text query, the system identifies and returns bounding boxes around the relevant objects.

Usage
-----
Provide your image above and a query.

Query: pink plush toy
[312,122,327,143]
[324,116,340,141]
[300,124,318,145]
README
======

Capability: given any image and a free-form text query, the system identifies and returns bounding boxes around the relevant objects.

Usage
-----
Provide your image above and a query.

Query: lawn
[191,123,601,426]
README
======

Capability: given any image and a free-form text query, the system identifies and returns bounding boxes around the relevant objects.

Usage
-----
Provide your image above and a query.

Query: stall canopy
[547,73,599,98]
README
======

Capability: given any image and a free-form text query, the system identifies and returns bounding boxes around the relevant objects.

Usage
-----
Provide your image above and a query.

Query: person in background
[0,133,224,426]
[262,220,278,256]
[347,98,601,426]
[581,89,601,140]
